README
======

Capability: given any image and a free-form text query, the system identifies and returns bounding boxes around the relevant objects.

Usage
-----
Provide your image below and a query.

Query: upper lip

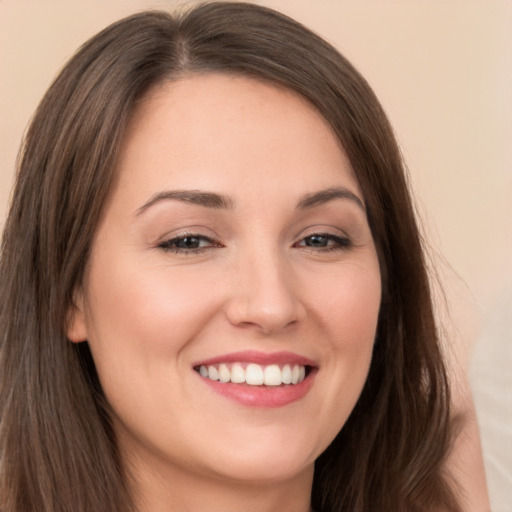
[193,350,317,368]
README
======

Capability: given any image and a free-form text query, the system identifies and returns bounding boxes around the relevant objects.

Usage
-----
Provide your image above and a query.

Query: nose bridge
[226,241,302,333]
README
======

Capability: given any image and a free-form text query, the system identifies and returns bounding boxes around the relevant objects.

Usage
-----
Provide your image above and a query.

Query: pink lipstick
[193,350,317,407]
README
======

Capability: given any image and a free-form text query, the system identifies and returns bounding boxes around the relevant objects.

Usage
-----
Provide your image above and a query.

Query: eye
[295,233,351,251]
[158,234,220,253]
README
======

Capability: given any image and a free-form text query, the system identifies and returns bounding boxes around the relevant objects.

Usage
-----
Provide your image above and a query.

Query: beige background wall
[1,0,511,509]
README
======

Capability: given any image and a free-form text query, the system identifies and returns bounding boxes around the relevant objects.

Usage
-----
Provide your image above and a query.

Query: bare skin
[68,74,380,511]
[67,73,490,512]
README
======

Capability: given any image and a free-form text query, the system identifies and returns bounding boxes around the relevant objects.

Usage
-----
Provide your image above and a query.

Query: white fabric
[470,284,512,511]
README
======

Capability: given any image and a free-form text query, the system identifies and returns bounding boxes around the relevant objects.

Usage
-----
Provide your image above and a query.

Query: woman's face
[68,74,381,487]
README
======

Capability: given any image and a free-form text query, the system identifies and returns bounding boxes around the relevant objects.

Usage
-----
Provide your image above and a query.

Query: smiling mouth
[194,363,312,387]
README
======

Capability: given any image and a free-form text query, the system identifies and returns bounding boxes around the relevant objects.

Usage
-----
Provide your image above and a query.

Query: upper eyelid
[164,233,216,242]
[157,235,350,254]
[295,233,351,245]
[155,225,353,248]
[159,229,349,241]
[156,233,220,251]
[300,233,347,240]
[157,228,217,243]
[294,226,351,241]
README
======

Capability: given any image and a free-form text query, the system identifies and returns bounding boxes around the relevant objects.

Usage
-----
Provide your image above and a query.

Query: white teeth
[245,363,264,385]
[263,364,282,386]
[208,365,219,381]
[197,362,308,386]
[218,364,230,383]
[230,363,245,383]
[291,365,300,384]
[282,364,292,384]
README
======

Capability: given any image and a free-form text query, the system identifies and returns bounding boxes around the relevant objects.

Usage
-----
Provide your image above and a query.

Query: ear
[66,290,89,343]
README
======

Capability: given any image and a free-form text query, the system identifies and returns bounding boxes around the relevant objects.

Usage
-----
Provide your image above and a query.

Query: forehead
[112,73,361,205]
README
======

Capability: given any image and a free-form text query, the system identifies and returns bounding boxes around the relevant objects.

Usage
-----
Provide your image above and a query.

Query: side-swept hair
[0,3,460,511]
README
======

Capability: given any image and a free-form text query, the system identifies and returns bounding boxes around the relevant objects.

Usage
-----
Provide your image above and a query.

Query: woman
[0,3,486,511]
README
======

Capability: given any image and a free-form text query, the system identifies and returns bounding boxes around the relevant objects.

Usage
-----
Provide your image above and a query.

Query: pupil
[178,236,200,248]
[307,235,327,247]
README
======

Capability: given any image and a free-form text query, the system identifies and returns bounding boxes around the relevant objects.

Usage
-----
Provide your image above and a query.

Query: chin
[196,426,321,484]
[211,450,314,485]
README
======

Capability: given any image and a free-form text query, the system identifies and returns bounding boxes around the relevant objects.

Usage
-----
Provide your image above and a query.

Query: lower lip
[197,371,316,408]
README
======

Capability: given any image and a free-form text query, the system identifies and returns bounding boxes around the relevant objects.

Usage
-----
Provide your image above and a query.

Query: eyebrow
[296,187,365,211]
[136,189,233,215]
[136,185,365,216]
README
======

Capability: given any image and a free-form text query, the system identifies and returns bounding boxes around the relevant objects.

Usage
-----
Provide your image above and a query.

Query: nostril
[225,296,304,335]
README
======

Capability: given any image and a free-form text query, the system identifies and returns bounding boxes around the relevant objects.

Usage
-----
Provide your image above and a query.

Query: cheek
[81,259,222,435]
[304,259,381,442]
[309,259,381,346]
[87,258,214,340]
[82,256,223,398]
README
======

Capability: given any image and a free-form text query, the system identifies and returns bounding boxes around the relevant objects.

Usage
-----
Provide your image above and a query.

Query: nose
[225,249,305,335]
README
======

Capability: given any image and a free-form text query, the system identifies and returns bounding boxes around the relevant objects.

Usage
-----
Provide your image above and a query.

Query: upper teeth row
[198,363,306,386]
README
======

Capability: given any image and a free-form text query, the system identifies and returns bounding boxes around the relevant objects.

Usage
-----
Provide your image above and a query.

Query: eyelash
[157,232,352,255]
[157,234,220,254]
[294,233,352,252]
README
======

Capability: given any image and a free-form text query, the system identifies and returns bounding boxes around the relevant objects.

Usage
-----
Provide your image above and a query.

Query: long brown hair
[0,3,460,511]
